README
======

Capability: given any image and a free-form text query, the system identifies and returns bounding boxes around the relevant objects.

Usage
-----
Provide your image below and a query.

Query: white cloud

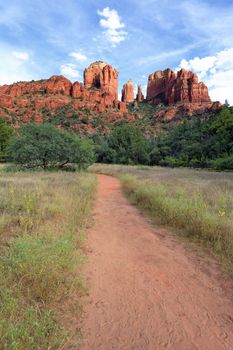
[178,56,216,78]
[97,7,127,46]
[178,47,233,105]
[60,63,80,78]
[69,52,87,61]
[13,51,29,61]
[0,45,37,84]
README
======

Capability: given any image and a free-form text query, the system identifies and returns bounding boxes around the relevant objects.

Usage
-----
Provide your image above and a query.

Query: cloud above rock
[69,52,87,61]
[97,7,127,46]
[178,47,233,104]
[60,63,80,78]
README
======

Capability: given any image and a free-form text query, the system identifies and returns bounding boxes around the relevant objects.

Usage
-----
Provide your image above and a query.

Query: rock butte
[121,80,134,103]
[0,61,220,127]
[136,85,144,102]
[146,68,211,105]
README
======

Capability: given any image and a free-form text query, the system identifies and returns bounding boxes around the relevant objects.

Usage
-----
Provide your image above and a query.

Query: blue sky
[1,0,233,103]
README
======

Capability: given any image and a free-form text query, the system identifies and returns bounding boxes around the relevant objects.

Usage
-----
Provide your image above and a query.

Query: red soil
[80,174,233,350]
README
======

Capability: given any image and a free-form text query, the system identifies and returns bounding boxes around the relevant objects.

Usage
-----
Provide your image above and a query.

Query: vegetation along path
[81,174,233,350]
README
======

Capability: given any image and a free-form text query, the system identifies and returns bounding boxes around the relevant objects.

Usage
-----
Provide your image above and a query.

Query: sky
[0,0,233,104]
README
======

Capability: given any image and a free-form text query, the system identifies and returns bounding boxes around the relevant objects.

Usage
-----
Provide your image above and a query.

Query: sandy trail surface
[80,174,233,350]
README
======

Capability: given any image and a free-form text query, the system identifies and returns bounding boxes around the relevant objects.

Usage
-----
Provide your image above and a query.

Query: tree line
[1,106,233,170]
[94,107,233,170]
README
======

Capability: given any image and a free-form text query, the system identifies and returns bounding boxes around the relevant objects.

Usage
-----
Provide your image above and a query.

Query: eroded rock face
[44,75,72,95]
[136,85,144,102]
[146,68,211,105]
[72,81,83,98]
[121,80,134,103]
[84,61,106,89]
[83,61,118,106]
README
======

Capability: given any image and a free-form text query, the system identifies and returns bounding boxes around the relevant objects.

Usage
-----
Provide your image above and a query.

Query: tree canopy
[7,123,95,169]
[95,123,150,165]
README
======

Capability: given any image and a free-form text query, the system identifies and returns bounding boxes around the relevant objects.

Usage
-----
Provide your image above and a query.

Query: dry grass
[90,164,233,270]
[0,165,96,350]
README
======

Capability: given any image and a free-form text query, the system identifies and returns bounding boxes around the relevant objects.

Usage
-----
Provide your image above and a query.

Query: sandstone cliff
[146,68,211,105]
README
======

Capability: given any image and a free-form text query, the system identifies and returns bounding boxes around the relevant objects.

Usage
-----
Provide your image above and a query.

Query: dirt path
[80,174,233,350]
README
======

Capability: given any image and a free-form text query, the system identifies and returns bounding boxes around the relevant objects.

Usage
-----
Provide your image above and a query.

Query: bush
[7,123,95,169]
[212,155,233,170]
[0,118,14,162]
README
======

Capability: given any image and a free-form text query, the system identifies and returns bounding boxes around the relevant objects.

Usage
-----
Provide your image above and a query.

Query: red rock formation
[0,62,218,130]
[136,85,144,102]
[101,64,118,103]
[121,80,134,103]
[0,61,121,119]
[83,61,118,106]
[211,101,222,111]
[118,101,127,112]
[44,75,72,95]
[84,61,106,89]
[0,76,72,97]
[71,81,83,98]
[146,68,176,104]
[146,68,211,105]
[0,95,13,107]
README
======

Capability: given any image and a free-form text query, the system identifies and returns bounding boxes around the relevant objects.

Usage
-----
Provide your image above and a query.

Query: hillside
[0,61,222,136]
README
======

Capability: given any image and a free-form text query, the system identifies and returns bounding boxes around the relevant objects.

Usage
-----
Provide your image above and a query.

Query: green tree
[105,124,150,165]
[150,107,233,169]
[7,123,95,169]
[0,118,14,162]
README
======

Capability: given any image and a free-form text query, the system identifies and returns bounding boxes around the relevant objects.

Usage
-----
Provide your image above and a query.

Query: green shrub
[212,155,233,170]
[7,123,95,169]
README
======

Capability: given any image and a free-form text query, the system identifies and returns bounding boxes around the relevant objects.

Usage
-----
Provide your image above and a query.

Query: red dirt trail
[80,174,233,350]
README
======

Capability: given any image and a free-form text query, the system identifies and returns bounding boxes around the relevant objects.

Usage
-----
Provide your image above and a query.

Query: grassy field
[0,165,96,350]
[90,164,233,271]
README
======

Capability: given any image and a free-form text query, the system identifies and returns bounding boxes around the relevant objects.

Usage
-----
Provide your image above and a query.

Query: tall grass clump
[0,167,96,350]
[121,174,233,268]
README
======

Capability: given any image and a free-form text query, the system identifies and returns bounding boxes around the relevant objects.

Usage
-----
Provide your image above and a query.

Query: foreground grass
[90,164,233,270]
[0,165,96,350]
